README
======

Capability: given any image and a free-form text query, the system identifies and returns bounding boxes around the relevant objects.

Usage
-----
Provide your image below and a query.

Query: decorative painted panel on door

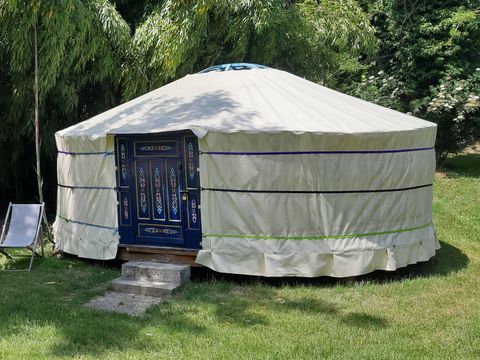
[166,160,181,223]
[150,161,166,221]
[138,223,183,240]
[117,138,130,188]
[134,140,178,157]
[184,135,201,232]
[119,192,131,226]
[115,132,201,249]
[135,160,150,220]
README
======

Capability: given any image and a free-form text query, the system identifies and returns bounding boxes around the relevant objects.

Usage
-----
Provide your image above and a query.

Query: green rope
[204,222,433,240]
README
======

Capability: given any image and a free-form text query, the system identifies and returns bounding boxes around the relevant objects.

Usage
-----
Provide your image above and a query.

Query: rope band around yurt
[204,222,433,240]
[57,184,117,190]
[200,146,435,156]
[57,150,114,156]
[57,214,118,232]
[201,183,432,194]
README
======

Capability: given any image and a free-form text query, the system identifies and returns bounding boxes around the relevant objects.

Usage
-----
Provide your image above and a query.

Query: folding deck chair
[0,203,45,271]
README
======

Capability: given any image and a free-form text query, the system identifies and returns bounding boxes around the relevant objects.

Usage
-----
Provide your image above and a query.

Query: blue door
[115,132,201,249]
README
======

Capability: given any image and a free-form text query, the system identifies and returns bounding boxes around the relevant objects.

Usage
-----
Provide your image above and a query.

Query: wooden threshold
[117,244,201,267]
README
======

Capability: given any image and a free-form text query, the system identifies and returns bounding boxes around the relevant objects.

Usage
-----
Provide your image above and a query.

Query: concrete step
[110,278,181,297]
[121,261,190,283]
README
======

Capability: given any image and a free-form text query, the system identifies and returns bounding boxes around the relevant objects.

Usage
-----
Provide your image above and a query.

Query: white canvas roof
[57,68,435,139]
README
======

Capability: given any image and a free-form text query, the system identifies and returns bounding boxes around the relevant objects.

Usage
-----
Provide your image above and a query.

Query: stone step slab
[110,278,181,297]
[121,261,191,283]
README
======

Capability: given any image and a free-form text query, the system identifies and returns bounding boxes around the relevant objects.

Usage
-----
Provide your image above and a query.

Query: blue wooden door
[115,132,201,249]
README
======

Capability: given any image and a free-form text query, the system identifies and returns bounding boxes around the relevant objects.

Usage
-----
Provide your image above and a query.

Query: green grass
[1,153,479,359]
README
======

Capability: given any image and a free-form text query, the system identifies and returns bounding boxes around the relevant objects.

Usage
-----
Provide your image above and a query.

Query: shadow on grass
[0,256,209,357]
[165,280,345,330]
[441,153,480,178]
[174,277,388,332]
[0,254,397,357]
[352,239,469,286]
[280,297,338,315]
[340,312,388,329]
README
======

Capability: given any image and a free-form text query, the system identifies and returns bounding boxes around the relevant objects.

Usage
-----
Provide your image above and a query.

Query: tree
[0,0,130,221]
[122,0,378,99]
[352,0,480,164]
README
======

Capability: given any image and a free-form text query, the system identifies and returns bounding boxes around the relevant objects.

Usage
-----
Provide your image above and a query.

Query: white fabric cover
[56,69,436,138]
[54,68,438,276]
[197,225,439,277]
[53,135,118,260]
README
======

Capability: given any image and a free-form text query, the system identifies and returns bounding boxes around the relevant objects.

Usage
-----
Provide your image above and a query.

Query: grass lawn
[0,153,479,359]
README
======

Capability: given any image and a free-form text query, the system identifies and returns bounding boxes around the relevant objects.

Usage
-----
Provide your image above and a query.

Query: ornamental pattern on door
[116,133,201,249]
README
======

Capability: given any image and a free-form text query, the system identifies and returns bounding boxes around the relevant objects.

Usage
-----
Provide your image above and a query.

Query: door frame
[114,130,202,250]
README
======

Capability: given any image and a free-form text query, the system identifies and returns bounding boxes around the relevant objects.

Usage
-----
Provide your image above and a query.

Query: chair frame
[0,202,45,271]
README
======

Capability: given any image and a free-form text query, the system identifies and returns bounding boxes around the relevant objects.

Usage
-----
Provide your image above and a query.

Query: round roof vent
[199,63,268,73]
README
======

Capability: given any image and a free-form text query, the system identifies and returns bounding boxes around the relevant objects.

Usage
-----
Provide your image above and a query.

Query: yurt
[53,63,439,277]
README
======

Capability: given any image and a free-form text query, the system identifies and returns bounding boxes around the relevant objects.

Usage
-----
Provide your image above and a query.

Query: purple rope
[201,147,435,156]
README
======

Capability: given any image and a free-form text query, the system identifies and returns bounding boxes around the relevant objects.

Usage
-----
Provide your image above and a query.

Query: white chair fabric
[0,203,44,271]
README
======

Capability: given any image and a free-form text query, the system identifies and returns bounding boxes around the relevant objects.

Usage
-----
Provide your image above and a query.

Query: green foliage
[427,69,480,162]
[352,0,480,162]
[123,0,377,99]
[0,0,478,206]
[0,0,129,202]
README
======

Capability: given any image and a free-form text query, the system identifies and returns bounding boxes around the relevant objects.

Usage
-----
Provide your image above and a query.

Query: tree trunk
[33,23,51,240]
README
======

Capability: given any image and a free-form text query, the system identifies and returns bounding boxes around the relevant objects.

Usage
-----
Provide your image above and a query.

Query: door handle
[180,189,189,201]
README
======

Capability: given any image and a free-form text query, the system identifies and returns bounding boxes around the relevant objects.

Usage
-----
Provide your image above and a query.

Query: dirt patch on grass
[463,142,480,154]
[435,171,448,179]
